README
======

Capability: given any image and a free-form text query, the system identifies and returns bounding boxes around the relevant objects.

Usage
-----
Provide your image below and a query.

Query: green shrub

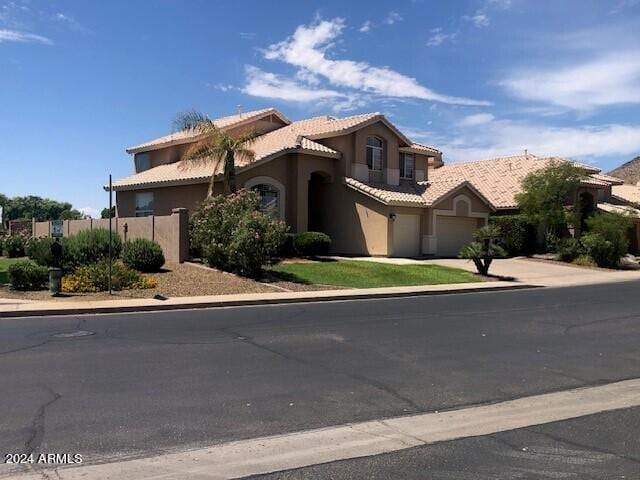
[26,237,56,267]
[573,255,597,267]
[279,233,296,258]
[190,190,287,277]
[3,235,26,257]
[122,238,165,272]
[580,233,617,268]
[293,232,332,257]
[555,237,583,262]
[62,260,157,292]
[585,212,630,263]
[64,229,122,268]
[490,215,537,256]
[8,260,48,290]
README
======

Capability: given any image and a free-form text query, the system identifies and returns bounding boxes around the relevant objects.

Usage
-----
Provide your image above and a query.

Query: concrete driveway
[333,256,640,287]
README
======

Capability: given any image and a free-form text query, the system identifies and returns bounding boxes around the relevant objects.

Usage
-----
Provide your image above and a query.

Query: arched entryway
[308,171,332,233]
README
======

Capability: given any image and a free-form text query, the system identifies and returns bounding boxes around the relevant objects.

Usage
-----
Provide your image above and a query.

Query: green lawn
[0,257,23,284]
[269,260,480,288]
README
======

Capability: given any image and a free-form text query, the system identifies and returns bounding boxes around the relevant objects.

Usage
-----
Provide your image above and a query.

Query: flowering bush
[61,260,156,293]
[191,189,287,277]
[3,235,27,258]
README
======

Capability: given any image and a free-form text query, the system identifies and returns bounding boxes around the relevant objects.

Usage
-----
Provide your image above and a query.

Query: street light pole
[108,174,112,295]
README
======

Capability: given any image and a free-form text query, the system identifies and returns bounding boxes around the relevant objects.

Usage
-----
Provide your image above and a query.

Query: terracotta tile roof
[612,184,640,206]
[126,108,290,153]
[429,154,610,210]
[591,173,624,185]
[598,202,640,218]
[344,177,493,208]
[400,143,442,155]
[344,177,428,206]
[112,126,339,191]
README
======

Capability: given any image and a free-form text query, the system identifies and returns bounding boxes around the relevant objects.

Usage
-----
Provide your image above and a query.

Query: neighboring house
[110,107,635,257]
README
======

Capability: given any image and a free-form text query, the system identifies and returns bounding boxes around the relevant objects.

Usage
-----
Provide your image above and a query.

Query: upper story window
[400,152,414,179]
[135,153,151,172]
[135,192,154,217]
[252,184,280,219]
[366,136,383,172]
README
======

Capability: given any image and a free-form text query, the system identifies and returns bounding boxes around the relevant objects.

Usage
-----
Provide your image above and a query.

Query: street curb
[0,283,538,318]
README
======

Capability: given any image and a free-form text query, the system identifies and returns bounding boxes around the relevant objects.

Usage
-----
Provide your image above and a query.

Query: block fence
[32,208,189,263]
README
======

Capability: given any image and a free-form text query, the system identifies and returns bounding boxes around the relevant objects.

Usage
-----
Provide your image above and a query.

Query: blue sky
[1,0,639,216]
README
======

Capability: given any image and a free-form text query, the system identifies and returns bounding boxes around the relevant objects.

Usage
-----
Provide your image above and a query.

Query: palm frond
[173,110,215,134]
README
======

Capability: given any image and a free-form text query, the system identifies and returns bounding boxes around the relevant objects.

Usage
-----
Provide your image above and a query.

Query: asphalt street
[1,281,640,478]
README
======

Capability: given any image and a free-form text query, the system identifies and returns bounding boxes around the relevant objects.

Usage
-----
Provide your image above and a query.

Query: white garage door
[393,214,421,257]
[436,216,479,257]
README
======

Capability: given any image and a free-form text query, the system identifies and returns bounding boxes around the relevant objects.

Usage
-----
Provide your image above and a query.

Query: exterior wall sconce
[389,213,397,221]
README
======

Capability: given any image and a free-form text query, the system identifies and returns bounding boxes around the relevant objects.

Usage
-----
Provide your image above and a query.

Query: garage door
[393,214,421,257]
[436,216,478,257]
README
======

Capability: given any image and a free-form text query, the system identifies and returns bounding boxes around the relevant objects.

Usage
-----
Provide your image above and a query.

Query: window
[366,137,383,171]
[252,184,280,218]
[135,153,151,172]
[135,192,154,217]
[400,152,414,179]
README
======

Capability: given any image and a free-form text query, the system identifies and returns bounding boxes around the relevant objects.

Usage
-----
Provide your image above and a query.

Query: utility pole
[108,174,113,295]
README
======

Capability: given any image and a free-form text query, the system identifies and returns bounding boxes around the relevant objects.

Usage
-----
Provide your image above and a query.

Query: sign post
[49,220,64,296]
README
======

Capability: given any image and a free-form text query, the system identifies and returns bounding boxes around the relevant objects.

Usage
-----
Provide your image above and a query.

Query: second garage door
[436,216,479,257]
[392,214,421,257]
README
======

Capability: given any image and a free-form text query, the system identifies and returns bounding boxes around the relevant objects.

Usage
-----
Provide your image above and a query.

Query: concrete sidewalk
[333,256,640,287]
[0,281,530,318]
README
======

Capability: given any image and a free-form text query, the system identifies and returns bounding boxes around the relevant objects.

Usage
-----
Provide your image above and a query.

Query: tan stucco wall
[116,183,209,217]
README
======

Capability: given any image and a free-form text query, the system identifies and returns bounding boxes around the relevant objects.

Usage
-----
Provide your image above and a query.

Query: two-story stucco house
[111,107,495,257]
[111,107,633,257]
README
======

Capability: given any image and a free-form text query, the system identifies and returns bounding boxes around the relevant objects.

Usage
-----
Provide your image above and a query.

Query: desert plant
[459,224,506,275]
[26,237,56,267]
[122,238,165,272]
[190,189,287,277]
[3,235,26,258]
[573,255,597,267]
[490,214,536,256]
[580,233,617,268]
[8,260,48,290]
[64,229,122,268]
[585,212,630,263]
[555,237,583,262]
[293,232,332,257]
[175,111,256,196]
[61,260,157,293]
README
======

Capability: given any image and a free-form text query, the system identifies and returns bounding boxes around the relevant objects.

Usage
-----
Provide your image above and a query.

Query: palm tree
[174,111,256,197]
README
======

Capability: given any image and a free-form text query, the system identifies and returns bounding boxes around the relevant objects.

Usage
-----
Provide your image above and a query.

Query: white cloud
[458,113,495,126]
[242,65,361,112]
[426,28,457,47]
[383,12,403,25]
[463,13,490,27]
[262,18,490,106]
[610,0,640,14]
[78,207,99,219]
[501,52,640,110]
[0,28,51,44]
[239,32,256,40]
[439,116,640,162]
[358,21,372,33]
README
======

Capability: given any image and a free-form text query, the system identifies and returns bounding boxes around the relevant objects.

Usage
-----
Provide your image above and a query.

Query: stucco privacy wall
[32,209,189,263]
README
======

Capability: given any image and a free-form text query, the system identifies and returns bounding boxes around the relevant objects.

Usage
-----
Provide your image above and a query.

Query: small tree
[584,211,631,266]
[516,161,585,243]
[459,224,506,275]
[174,111,256,196]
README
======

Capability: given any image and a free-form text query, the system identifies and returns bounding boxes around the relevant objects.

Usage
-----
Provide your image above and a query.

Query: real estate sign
[51,220,64,238]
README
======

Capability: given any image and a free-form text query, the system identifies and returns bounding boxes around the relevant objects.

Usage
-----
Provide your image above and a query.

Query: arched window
[252,184,280,218]
[366,136,383,171]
